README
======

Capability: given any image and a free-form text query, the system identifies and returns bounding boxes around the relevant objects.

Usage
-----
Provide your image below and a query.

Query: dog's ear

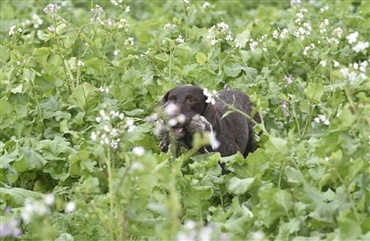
[157,90,171,107]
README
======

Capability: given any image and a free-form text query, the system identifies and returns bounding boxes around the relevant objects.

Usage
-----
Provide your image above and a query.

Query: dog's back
[203,90,260,157]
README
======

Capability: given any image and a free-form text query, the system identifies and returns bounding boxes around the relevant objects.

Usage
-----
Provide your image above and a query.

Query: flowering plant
[1,1,369,240]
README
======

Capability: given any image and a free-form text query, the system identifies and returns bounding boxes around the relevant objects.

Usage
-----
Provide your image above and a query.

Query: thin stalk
[105,147,115,241]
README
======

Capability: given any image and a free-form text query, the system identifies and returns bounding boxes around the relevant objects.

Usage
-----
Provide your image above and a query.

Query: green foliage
[1,0,369,240]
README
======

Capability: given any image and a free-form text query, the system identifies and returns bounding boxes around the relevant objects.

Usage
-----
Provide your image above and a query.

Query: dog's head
[157,86,208,139]
[159,86,207,125]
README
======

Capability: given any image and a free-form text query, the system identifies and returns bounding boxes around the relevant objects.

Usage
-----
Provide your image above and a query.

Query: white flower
[164,23,176,30]
[291,0,302,6]
[210,39,217,46]
[284,75,293,86]
[225,34,233,41]
[177,114,186,124]
[320,60,327,67]
[165,102,179,116]
[359,60,368,72]
[203,88,217,105]
[131,162,144,171]
[65,202,76,213]
[273,30,279,39]
[110,138,120,149]
[346,31,358,44]
[125,37,134,46]
[352,41,369,53]
[320,5,329,13]
[43,3,60,14]
[8,25,16,36]
[333,27,343,38]
[249,39,258,51]
[98,86,109,93]
[280,28,288,38]
[333,60,340,67]
[125,6,130,13]
[314,114,330,125]
[168,118,178,127]
[77,60,84,66]
[127,119,136,132]
[202,1,210,9]
[133,146,145,156]
[176,35,185,44]
[43,194,55,206]
[209,131,220,150]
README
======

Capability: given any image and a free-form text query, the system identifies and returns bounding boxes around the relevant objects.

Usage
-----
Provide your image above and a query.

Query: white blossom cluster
[293,12,312,40]
[177,220,229,241]
[272,28,289,39]
[339,60,368,83]
[249,35,268,52]
[91,4,104,17]
[8,26,22,36]
[21,194,55,224]
[43,3,61,14]
[346,31,369,53]
[164,103,186,127]
[314,114,330,125]
[91,108,123,150]
[110,0,130,12]
[208,22,241,49]
[203,88,218,105]
[164,23,176,31]
[91,106,137,150]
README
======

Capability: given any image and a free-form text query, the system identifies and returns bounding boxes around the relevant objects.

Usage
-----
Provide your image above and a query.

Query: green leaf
[154,53,169,62]
[338,218,361,240]
[40,96,61,119]
[20,147,47,170]
[56,23,67,35]
[274,189,293,212]
[33,47,50,66]
[0,187,45,207]
[223,63,243,77]
[284,167,304,183]
[227,177,255,194]
[195,52,207,65]
[304,82,324,102]
[68,82,99,113]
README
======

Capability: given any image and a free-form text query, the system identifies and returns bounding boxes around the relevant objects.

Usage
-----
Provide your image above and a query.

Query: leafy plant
[1,0,369,240]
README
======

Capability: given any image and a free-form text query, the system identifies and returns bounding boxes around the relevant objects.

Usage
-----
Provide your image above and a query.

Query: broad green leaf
[40,96,60,119]
[0,187,44,207]
[284,167,304,183]
[304,82,324,102]
[33,47,50,66]
[223,63,243,77]
[195,52,207,65]
[338,218,361,241]
[227,177,255,194]
[20,147,47,169]
[274,189,293,212]
[154,53,169,62]
[56,23,67,35]
[68,82,98,113]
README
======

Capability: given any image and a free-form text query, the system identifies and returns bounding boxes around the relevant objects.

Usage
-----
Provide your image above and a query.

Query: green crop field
[1,0,369,240]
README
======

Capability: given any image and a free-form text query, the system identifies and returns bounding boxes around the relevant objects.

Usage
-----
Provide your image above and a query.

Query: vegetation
[1,0,369,240]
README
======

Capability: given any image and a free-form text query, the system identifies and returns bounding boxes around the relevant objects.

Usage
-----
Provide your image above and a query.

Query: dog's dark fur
[157,85,261,157]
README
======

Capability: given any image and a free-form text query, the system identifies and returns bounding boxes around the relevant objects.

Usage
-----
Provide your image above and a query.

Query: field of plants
[1,0,369,240]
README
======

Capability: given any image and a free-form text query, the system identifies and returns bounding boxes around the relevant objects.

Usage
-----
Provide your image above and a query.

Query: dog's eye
[168,96,176,101]
[187,97,197,104]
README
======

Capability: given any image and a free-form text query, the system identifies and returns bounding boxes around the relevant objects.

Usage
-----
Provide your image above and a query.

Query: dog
[156,85,261,157]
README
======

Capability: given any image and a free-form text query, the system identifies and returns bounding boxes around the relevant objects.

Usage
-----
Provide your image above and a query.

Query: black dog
[156,85,261,157]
